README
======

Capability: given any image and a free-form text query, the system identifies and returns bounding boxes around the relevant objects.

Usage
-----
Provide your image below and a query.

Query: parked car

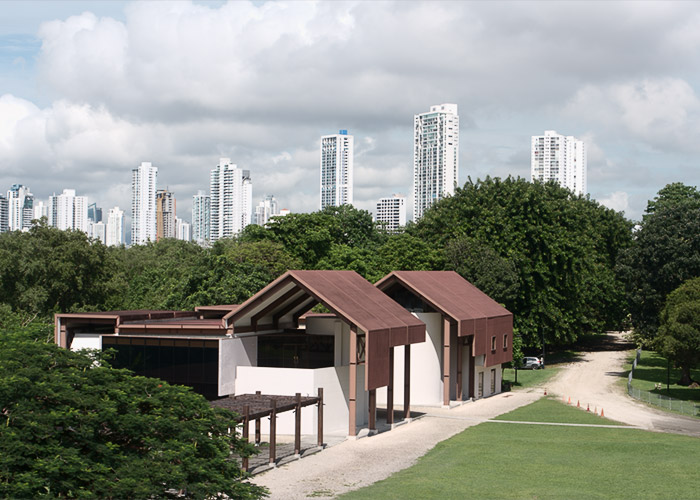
[522,356,543,370]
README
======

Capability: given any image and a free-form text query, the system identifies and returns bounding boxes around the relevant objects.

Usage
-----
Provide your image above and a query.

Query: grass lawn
[625,350,700,403]
[492,397,625,425]
[502,366,560,390]
[341,398,700,500]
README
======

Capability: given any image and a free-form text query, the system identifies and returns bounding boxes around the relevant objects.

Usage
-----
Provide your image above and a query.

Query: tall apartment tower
[255,194,279,226]
[156,189,176,241]
[531,130,587,196]
[7,184,34,231]
[106,207,124,247]
[413,104,459,221]
[48,189,88,233]
[376,194,406,233]
[209,158,252,241]
[88,202,102,223]
[320,130,353,210]
[131,162,158,245]
[0,194,8,233]
[176,218,191,241]
[192,190,211,245]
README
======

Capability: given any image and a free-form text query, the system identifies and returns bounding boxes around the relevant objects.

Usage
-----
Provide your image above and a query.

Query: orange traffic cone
[568,396,571,405]
[577,400,580,408]
[587,403,590,412]
[600,408,605,417]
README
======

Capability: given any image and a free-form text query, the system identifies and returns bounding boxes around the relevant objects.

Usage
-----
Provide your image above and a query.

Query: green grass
[341,399,700,500]
[502,365,560,390]
[493,397,625,425]
[626,350,700,402]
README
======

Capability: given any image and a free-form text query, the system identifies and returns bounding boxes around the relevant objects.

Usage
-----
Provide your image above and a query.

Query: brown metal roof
[375,271,513,365]
[226,270,426,390]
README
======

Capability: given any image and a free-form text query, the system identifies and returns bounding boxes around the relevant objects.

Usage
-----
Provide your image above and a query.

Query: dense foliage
[618,183,700,344]
[0,323,265,499]
[657,277,700,386]
[412,177,632,347]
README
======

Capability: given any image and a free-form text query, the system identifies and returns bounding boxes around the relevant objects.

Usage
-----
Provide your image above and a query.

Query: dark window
[258,331,334,369]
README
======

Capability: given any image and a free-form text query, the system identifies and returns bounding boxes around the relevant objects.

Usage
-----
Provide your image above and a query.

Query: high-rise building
[88,202,102,223]
[131,162,158,245]
[33,200,48,222]
[156,189,176,241]
[376,194,406,233]
[210,158,252,241]
[413,104,459,221]
[48,189,88,233]
[8,184,34,231]
[255,194,279,226]
[176,217,191,241]
[106,207,124,247]
[90,221,106,243]
[531,130,587,196]
[320,130,353,210]
[0,194,8,233]
[192,190,211,245]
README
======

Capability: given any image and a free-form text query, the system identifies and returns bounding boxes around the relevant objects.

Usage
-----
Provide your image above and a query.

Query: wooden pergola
[211,389,324,471]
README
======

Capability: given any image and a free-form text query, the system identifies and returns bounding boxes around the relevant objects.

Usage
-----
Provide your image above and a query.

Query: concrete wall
[475,363,502,398]
[219,336,257,396]
[70,334,102,351]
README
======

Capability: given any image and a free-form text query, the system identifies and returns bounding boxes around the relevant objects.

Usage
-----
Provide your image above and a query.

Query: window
[478,372,484,398]
[503,334,508,349]
[490,369,496,394]
[491,336,496,351]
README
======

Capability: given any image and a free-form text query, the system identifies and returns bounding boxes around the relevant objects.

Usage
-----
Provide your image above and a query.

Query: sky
[1,0,699,233]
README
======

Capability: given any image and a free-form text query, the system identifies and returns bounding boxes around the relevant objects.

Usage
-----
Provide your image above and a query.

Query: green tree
[0,330,266,499]
[619,183,700,343]
[657,277,700,386]
[412,177,632,347]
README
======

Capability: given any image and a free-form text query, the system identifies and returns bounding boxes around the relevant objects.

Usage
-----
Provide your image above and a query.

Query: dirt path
[546,331,700,437]
[253,391,541,499]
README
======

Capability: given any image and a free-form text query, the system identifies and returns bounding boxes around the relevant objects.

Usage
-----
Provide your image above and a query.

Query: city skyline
[1,1,700,225]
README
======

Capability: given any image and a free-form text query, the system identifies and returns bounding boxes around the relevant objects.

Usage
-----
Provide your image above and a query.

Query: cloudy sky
[1,0,699,233]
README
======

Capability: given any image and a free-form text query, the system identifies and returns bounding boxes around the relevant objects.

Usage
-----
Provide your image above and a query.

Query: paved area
[546,331,700,437]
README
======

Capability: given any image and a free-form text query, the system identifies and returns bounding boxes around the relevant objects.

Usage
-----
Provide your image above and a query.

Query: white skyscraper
[255,194,279,226]
[413,104,459,221]
[0,194,8,233]
[131,162,158,245]
[531,130,587,196]
[192,190,211,245]
[376,194,406,233]
[176,217,191,241]
[33,200,48,222]
[209,158,252,241]
[48,189,88,233]
[91,221,106,243]
[106,207,124,247]
[7,184,34,231]
[320,130,353,210]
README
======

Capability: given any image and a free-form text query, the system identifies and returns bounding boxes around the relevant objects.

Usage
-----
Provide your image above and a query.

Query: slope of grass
[625,350,700,402]
[493,397,625,425]
[342,398,699,500]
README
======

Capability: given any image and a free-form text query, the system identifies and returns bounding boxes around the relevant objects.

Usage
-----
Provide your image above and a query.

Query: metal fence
[627,348,700,417]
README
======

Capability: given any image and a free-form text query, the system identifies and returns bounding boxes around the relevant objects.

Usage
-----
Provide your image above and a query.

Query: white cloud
[598,191,630,214]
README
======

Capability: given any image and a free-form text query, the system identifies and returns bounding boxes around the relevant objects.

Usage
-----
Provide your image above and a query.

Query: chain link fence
[627,349,699,418]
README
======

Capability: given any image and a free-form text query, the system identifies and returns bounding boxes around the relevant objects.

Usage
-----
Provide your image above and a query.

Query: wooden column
[469,348,476,399]
[255,390,261,445]
[386,348,394,425]
[443,317,451,406]
[242,405,250,472]
[317,387,324,447]
[368,389,376,431]
[349,325,358,437]
[294,393,302,456]
[403,345,411,420]
[269,398,277,465]
[456,335,463,401]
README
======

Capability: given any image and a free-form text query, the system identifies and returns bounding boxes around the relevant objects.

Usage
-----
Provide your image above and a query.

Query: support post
[443,316,451,406]
[349,325,358,437]
[369,389,376,432]
[242,405,250,472]
[456,335,463,401]
[294,393,302,457]
[255,390,261,445]
[469,348,476,399]
[269,398,277,465]
[387,348,394,425]
[404,345,411,420]
[317,387,324,447]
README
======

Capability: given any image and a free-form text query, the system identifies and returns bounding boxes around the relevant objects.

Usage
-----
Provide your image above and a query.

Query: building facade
[413,104,459,221]
[156,189,176,241]
[8,184,34,231]
[0,194,8,233]
[131,162,158,245]
[210,158,252,241]
[106,207,124,247]
[320,130,353,210]
[88,203,102,223]
[192,190,211,245]
[48,189,88,233]
[254,194,279,226]
[531,130,587,196]
[176,217,191,241]
[376,194,406,233]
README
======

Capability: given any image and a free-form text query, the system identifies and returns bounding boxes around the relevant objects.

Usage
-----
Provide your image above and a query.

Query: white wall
[475,363,503,398]
[219,336,257,396]
[70,334,102,351]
